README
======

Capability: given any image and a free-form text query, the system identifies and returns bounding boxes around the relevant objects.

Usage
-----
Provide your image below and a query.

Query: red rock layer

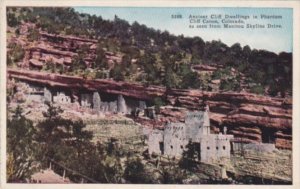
[7,69,292,149]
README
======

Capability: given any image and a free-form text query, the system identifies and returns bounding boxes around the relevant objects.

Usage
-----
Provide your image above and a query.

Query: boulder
[29,59,43,68]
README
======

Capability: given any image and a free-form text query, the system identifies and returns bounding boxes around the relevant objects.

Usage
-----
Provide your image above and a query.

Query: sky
[74,7,293,53]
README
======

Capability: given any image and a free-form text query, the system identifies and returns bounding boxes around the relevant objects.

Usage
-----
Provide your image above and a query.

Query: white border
[0,1,299,189]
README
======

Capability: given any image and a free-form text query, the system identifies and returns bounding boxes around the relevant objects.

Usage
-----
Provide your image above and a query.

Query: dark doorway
[230,142,234,154]
[261,127,275,143]
[159,142,164,155]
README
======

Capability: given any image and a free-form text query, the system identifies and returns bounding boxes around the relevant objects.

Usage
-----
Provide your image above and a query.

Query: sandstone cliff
[7,68,292,149]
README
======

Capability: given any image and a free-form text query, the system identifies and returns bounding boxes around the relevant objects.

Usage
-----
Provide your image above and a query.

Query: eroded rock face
[8,26,124,70]
[7,68,292,149]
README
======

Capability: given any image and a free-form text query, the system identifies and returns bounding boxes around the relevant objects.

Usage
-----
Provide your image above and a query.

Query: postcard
[0,0,300,189]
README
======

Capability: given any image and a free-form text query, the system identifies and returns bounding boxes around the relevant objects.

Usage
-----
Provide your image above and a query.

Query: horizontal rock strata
[7,68,292,149]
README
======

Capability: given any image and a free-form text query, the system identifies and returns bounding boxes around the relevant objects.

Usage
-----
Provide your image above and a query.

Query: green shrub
[27,28,40,42]
[8,43,25,63]
[250,85,265,94]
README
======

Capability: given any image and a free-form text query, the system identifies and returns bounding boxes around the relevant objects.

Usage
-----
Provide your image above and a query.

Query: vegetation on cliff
[7,7,292,97]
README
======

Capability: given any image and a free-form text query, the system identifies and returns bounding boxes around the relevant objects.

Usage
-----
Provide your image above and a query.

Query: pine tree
[7,106,37,182]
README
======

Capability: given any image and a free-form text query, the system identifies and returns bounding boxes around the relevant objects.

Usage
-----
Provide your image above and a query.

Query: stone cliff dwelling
[8,67,292,150]
[148,109,234,163]
[23,81,148,116]
[18,79,283,158]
